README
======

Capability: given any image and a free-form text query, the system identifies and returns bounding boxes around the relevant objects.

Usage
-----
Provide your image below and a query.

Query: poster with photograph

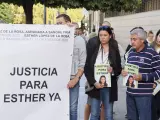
[94,64,111,87]
[153,80,160,96]
[123,63,139,88]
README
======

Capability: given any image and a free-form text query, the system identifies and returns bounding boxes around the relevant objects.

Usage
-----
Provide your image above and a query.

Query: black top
[84,37,122,101]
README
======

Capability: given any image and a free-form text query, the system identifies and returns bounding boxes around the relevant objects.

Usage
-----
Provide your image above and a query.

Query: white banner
[0,24,74,120]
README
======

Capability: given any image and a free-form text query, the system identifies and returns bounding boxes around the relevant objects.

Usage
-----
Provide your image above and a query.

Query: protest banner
[94,64,111,87]
[153,80,160,96]
[0,24,74,120]
[123,63,139,88]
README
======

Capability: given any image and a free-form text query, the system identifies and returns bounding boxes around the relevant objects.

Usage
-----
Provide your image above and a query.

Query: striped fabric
[127,44,160,96]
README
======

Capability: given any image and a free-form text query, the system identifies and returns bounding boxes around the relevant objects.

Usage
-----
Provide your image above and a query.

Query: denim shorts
[87,95,92,105]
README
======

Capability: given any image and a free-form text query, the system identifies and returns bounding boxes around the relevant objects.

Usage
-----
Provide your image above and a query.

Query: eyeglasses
[130,27,144,32]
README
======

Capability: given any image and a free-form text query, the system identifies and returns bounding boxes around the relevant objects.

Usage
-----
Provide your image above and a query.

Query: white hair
[102,21,111,27]
[130,28,147,40]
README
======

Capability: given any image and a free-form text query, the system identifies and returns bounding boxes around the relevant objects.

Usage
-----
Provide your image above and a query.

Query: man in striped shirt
[122,28,160,120]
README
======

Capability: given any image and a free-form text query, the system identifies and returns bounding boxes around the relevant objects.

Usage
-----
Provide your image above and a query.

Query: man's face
[75,28,79,35]
[130,34,144,50]
[79,30,83,35]
[56,17,67,25]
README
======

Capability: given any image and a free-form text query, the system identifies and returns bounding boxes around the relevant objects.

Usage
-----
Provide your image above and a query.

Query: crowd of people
[56,13,160,120]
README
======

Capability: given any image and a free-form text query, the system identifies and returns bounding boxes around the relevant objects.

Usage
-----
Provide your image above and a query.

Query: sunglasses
[99,25,110,30]
[130,27,144,32]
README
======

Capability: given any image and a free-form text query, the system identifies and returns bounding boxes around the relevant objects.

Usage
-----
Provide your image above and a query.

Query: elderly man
[121,28,160,120]
[56,14,86,120]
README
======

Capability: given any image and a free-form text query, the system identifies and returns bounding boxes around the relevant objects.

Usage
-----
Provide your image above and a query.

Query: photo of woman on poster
[126,75,135,88]
[99,75,108,87]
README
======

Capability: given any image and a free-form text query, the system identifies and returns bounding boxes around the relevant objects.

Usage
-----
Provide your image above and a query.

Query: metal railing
[105,0,160,18]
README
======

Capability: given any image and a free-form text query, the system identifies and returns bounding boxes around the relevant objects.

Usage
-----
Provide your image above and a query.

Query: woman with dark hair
[126,75,135,88]
[99,75,108,87]
[84,26,122,120]
[151,30,160,53]
[151,29,160,120]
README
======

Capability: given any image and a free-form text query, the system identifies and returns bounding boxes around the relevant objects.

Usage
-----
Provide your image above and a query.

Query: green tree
[10,4,25,24]
[0,3,14,23]
[67,8,84,23]
[12,3,83,24]
[1,0,142,24]
[33,3,57,24]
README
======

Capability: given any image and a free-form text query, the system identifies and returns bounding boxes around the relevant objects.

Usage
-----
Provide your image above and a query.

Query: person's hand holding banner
[121,70,128,77]
[67,77,79,88]
[153,83,157,89]
[133,74,142,81]
[94,82,103,89]
[122,63,139,88]
[153,81,160,95]
[107,67,113,73]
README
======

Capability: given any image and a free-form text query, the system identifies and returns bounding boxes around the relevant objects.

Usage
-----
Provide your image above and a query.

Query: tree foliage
[67,8,84,23]
[5,3,83,24]
[0,3,14,23]
[1,0,142,24]
[1,0,142,12]
[10,4,25,23]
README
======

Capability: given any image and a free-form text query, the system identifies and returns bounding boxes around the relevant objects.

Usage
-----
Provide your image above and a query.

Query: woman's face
[101,77,106,84]
[148,33,154,41]
[156,34,160,46]
[129,77,134,84]
[99,30,110,44]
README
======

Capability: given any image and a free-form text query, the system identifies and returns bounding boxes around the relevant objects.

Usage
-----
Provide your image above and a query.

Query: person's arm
[124,44,132,61]
[67,36,86,88]
[75,37,87,81]
[84,37,102,89]
[142,51,160,82]
[114,47,122,77]
[118,44,125,68]
[125,45,132,53]
[84,37,97,86]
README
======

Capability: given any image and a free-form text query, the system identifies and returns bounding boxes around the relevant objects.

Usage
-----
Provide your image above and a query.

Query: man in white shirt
[56,14,86,120]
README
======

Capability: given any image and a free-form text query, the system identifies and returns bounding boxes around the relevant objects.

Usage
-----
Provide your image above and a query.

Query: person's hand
[107,67,113,73]
[67,77,79,89]
[121,70,128,77]
[94,83,103,89]
[153,83,157,89]
[133,74,142,81]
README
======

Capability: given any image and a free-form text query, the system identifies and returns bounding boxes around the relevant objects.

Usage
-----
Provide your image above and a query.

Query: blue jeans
[69,82,79,120]
[90,88,113,120]
[127,93,152,120]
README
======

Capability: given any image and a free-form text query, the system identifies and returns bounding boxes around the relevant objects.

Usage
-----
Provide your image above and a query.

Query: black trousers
[152,92,160,120]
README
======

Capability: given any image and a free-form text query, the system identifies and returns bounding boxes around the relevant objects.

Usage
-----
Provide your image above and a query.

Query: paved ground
[113,77,127,120]
[78,75,127,120]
